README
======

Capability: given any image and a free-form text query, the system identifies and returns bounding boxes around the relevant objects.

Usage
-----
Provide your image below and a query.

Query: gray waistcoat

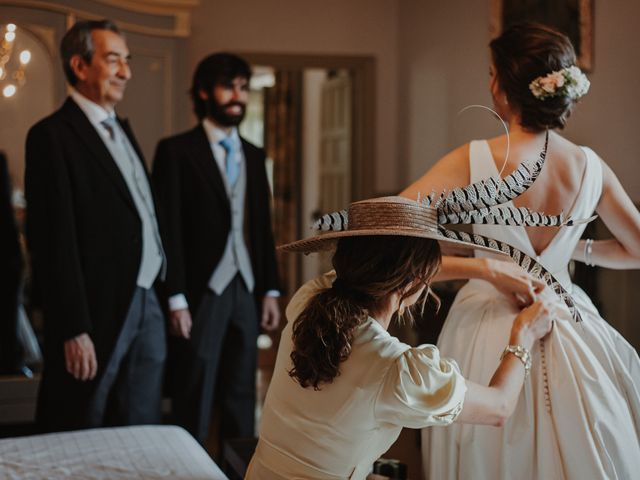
[208,159,255,295]
[103,124,165,289]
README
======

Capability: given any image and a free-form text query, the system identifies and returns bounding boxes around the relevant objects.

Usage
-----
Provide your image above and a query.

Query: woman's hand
[484,258,545,307]
[510,300,554,350]
[459,300,554,426]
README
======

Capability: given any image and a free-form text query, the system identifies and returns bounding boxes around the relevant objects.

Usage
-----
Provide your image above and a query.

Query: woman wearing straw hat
[245,195,555,480]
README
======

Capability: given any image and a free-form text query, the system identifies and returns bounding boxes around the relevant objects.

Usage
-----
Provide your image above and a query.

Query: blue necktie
[219,137,239,186]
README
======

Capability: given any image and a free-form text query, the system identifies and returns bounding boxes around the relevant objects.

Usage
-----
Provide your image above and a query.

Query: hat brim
[278,228,507,256]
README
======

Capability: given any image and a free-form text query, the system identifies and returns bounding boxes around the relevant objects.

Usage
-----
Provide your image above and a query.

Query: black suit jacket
[152,125,279,314]
[0,152,23,372]
[25,98,163,430]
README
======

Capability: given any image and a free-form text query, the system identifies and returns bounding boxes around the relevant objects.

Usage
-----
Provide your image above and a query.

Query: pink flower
[539,71,564,93]
[548,71,565,88]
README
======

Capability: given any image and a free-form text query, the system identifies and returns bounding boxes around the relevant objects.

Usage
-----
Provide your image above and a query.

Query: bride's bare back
[486,131,587,256]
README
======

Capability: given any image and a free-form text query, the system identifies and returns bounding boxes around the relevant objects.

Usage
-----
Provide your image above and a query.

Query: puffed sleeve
[374,344,466,428]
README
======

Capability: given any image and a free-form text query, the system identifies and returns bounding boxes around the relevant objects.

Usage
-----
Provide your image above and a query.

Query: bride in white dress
[403,23,640,479]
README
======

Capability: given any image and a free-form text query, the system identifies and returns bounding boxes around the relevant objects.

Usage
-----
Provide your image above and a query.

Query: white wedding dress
[423,140,640,479]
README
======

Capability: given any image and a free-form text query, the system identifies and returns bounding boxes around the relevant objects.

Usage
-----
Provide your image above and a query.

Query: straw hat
[279,196,503,255]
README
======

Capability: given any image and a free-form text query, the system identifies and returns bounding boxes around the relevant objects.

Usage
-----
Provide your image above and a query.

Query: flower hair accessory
[529,66,590,101]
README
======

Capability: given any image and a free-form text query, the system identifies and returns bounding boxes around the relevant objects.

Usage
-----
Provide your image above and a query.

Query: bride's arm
[434,256,545,306]
[401,145,544,304]
[572,159,640,269]
[400,143,471,201]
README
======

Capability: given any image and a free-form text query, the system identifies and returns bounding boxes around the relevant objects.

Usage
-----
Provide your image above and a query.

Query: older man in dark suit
[153,53,280,445]
[25,19,166,431]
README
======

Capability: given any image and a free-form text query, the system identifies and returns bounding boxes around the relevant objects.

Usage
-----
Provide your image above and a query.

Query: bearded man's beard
[206,97,246,127]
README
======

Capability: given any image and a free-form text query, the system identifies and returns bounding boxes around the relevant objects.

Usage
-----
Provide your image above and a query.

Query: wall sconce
[1,24,31,98]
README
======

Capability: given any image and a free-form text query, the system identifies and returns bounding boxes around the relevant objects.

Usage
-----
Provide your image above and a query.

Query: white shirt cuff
[265,290,280,297]
[169,294,189,311]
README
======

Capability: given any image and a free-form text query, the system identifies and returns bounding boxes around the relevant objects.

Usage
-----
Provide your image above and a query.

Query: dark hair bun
[490,23,578,131]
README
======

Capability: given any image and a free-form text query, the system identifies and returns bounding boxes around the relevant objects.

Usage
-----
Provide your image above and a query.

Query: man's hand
[170,308,192,339]
[261,296,280,331]
[64,333,97,381]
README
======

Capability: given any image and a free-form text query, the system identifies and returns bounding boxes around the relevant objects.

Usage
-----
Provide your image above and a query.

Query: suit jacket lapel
[241,138,259,205]
[190,125,230,206]
[120,118,145,166]
[60,98,136,212]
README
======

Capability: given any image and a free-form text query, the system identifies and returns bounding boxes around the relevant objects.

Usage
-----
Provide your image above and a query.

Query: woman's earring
[504,95,509,106]
[398,301,406,316]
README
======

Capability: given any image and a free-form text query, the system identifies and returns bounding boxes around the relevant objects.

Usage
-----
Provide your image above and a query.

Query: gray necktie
[101,116,118,141]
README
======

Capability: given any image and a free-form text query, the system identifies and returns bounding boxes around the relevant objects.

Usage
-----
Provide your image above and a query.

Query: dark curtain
[264,70,303,300]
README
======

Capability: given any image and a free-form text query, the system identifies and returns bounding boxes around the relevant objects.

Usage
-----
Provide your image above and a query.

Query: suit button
[132,236,140,245]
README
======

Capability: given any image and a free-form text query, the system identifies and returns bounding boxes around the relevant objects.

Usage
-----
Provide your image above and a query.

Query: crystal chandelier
[1,24,31,98]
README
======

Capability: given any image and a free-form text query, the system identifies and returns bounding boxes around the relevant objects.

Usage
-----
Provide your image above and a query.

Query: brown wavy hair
[490,22,578,131]
[288,235,441,390]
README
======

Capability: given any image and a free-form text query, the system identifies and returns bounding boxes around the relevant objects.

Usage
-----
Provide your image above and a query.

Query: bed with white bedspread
[0,425,228,479]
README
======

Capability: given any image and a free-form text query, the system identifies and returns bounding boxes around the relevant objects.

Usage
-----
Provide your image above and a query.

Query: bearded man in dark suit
[25,19,167,431]
[153,53,280,445]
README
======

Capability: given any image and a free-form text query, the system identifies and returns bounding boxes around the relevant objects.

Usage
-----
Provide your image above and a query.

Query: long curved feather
[312,210,348,231]
[439,205,596,227]
[438,225,582,322]
[437,130,549,215]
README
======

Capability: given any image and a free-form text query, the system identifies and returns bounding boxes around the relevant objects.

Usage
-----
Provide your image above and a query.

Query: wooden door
[317,71,352,274]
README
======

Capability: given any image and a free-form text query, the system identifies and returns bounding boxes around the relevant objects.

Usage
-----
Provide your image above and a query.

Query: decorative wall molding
[129,44,174,135]
[0,0,199,37]
[95,0,198,36]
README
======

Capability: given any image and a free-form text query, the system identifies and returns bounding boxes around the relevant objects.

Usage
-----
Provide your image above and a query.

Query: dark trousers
[0,279,22,373]
[172,275,258,444]
[88,286,166,426]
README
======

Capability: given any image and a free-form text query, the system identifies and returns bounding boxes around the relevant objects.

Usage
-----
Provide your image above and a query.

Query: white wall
[397,0,640,201]
[186,0,399,194]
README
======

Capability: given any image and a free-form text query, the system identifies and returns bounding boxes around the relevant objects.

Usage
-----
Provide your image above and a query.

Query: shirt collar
[202,118,240,148]
[70,90,115,128]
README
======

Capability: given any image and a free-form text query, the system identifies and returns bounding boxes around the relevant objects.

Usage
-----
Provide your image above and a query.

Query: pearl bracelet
[501,344,532,377]
[584,238,594,267]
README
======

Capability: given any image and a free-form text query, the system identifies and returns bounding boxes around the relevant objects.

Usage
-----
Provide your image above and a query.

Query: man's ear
[69,54,88,82]
[198,89,209,101]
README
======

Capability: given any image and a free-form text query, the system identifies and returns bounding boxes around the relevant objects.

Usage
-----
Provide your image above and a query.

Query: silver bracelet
[584,238,594,267]
[501,344,532,377]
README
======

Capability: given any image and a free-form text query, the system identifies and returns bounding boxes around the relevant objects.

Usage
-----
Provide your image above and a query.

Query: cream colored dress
[246,272,467,480]
[423,141,640,479]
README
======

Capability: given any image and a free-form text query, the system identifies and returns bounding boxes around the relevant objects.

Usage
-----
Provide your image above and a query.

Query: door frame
[238,52,376,203]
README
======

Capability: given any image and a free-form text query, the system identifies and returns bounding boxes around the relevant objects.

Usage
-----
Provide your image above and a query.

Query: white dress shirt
[70,90,115,138]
